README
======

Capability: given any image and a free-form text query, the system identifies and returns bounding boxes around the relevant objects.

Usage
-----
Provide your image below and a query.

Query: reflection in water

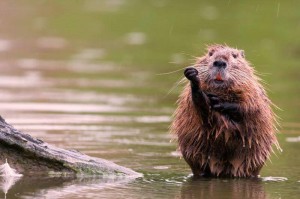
[0,176,22,199]
[3,176,138,199]
[0,159,23,199]
[179,178,268,199]
[0,174,292,199]
[0,102,131,113]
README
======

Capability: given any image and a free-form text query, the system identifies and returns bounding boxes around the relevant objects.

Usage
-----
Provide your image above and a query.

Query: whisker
[164,75,185,98]
[156,68,185,76]
[180,52,199,60]
[156,64,207,76]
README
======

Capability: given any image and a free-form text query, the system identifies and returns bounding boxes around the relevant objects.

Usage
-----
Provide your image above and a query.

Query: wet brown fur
[171,44,281,178]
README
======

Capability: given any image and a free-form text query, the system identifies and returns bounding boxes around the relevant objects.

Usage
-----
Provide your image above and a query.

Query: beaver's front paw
[184,67,199,84]
[212,102,236,113]
[210,100,242,121]
[207,93,220,107]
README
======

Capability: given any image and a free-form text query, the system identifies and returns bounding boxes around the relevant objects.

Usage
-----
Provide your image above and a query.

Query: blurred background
[0,0,299,198]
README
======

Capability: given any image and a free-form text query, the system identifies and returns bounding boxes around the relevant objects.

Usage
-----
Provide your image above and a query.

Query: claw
[184,67,199,83]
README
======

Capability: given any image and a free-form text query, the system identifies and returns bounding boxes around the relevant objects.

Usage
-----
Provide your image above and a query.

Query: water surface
[0,1,299,198]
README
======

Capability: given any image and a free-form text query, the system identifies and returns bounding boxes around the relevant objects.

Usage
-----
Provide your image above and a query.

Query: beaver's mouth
[214,79,224,84]
[214,72,224,83]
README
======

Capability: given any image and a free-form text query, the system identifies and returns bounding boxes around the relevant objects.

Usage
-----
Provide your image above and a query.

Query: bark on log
[0,116,141,177]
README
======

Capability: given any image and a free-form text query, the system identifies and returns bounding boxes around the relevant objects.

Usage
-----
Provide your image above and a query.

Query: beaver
[171,44,281,178]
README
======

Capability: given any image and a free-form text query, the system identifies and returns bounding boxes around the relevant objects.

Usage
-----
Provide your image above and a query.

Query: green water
[0,0,299,198]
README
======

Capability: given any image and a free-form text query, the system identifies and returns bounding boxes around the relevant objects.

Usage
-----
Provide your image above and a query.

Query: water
[0,0,299,198]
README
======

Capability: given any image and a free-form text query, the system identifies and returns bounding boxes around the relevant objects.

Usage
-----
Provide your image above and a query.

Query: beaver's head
[197,45,254,90]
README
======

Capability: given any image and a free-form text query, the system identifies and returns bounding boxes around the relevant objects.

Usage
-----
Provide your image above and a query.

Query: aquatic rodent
[171,44,281,178]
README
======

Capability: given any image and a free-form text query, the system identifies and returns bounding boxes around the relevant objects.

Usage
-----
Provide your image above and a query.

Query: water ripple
[261,176,288,182]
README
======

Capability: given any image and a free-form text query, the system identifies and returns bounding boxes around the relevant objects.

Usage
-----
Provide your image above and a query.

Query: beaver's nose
[213,60,227,68]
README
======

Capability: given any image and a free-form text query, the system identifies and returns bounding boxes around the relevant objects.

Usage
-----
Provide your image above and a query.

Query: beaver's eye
[232,53,238,58]
[209,51,213,56]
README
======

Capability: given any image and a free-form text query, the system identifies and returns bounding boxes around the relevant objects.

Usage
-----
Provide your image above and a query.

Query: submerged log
[0,116,141,177]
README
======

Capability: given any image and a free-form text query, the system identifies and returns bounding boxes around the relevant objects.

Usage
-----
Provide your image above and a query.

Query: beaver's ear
[240,50,245,58]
